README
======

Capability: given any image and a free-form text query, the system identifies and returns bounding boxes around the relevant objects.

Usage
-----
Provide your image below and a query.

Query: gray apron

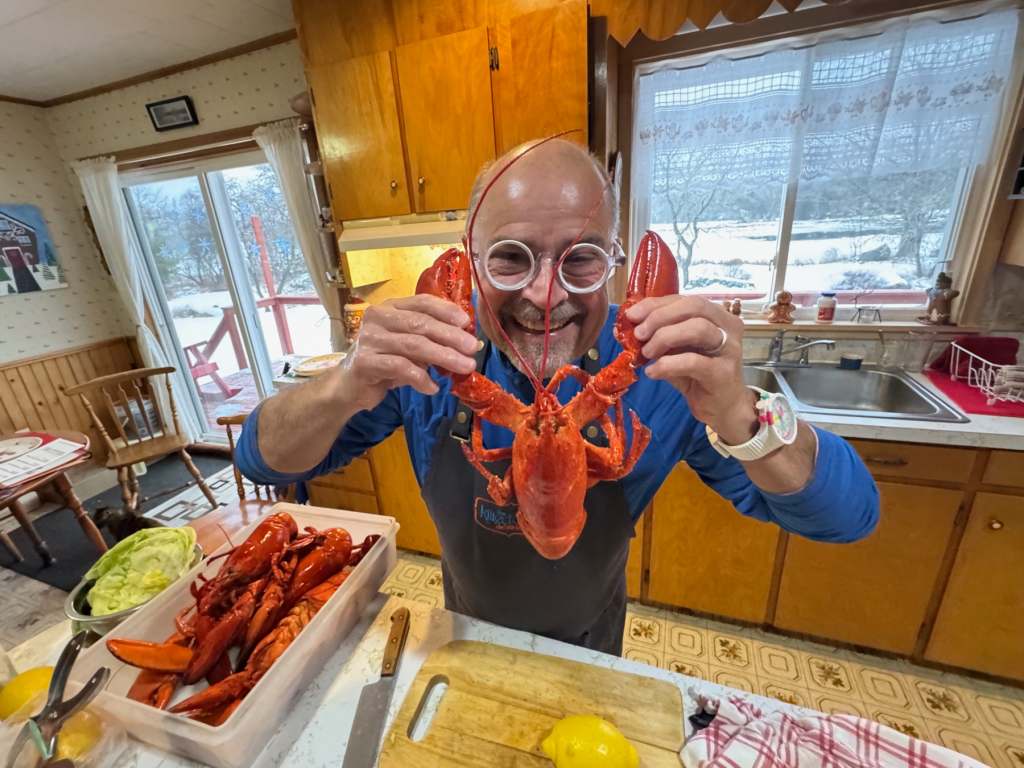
[419,344,636,655]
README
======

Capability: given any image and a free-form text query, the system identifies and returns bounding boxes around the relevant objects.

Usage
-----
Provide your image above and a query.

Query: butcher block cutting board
[378,640,684,766]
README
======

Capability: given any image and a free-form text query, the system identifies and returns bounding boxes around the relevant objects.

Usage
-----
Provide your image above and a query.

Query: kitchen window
[629,4,1022,312]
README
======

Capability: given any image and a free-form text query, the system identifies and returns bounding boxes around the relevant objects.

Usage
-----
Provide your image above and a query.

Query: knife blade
[341,607,411,768]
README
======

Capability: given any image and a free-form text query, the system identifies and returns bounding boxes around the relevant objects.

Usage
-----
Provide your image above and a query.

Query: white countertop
[13,597,805,768]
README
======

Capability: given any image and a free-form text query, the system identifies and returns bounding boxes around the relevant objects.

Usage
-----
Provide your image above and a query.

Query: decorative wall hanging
[145,95,199,132]
[0,204,67,296]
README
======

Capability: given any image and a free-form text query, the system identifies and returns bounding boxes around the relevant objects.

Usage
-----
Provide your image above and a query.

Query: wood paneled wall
[0,337,141,462]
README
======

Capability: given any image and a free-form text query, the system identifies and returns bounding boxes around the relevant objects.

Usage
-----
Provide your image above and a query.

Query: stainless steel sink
[742,364,967,423]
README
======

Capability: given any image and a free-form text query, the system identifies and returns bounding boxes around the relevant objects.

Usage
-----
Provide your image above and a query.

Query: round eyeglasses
[477,239,623,295]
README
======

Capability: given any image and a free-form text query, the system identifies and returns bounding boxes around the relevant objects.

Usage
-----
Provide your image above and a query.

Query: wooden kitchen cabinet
[847,439,975,485]
[493,0,588,152]
[307,456,381,513]
[395,26,496,212]
[982,450,1024,488]
[647,463,780,623]
[369,430,442,556]
[774,482,960,654]
[926,492,1024,680]
[307,53,412,220]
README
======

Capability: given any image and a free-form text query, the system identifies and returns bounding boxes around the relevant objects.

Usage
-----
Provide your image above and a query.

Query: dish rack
[949,342,1024,405]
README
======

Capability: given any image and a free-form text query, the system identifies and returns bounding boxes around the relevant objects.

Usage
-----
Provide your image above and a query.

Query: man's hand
[626,295,757,445]
[336,295,479,413]
[255,295,477,474]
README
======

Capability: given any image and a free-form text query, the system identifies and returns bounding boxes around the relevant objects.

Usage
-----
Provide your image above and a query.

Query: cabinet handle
[989,519,1004,531]
[390,179,398,191]
[863,455,908,467]
[418,176,425,189]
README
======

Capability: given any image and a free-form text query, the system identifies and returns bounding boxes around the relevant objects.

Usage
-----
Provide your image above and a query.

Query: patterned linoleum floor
[382,551,1024,768]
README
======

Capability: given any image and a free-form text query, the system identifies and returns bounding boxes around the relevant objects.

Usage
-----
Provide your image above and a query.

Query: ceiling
[0,0,294,103]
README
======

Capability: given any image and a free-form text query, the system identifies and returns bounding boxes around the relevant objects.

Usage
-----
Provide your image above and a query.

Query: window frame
[618,0,1024,323]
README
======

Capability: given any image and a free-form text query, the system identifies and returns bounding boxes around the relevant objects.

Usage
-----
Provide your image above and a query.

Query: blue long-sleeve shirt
[237,310,879,543]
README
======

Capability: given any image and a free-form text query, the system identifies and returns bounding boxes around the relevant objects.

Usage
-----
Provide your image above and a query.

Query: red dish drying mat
[925,370,1024,417]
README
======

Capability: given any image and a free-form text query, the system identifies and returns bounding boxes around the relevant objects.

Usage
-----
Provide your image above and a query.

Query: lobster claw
[415,246,475,334]
[614,231,679,358]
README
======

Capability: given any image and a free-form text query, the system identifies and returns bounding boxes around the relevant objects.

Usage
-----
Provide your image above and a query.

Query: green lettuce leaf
[85,526,197,616]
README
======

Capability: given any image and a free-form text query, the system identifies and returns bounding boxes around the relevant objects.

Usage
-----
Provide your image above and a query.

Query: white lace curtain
[71,157,202,441]
[253,119,345,351]
[632,4,1022,194]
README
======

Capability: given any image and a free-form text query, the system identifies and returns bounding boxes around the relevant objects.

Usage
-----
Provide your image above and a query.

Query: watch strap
[706,387,791,462]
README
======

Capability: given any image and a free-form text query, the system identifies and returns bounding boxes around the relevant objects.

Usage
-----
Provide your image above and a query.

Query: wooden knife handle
[381,607,411,678]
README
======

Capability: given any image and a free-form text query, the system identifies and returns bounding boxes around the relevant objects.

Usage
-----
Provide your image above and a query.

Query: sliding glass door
[123,152,331,439]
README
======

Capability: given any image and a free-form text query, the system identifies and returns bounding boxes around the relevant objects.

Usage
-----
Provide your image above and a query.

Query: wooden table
[0,431,106,566]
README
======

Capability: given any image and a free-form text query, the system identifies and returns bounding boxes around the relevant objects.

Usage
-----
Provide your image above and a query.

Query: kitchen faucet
[766,330,836,366]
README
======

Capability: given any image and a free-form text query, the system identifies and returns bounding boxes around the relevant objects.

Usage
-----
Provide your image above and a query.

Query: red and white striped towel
[682,698,990,768]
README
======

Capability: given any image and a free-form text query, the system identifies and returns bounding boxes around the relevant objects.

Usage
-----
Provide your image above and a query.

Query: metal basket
[949,342,1024,405]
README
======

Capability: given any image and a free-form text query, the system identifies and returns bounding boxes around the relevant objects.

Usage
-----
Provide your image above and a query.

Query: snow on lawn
[650,220,942,295]
[168,291,332,377]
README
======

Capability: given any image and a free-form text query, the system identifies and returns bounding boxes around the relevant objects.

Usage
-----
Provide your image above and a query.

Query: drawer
[982,450,1024,488]
[317,456,375,493]
[307,485,379,514]
[848,440,975,484]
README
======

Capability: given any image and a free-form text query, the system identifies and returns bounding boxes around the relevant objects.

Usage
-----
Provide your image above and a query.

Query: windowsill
[741,319,984,336]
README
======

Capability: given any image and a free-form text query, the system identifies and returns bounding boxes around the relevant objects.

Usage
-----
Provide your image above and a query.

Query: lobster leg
[461,418,515,506]
[584,404,650,483]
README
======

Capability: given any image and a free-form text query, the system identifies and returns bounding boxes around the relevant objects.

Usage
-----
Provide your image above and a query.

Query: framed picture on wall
[0,204,67,297]
[145,96,198,132]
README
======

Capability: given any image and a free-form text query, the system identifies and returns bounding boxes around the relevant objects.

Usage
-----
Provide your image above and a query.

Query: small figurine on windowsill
[766,290,796,324]
[919,272,960,325]
[720,298,743,317]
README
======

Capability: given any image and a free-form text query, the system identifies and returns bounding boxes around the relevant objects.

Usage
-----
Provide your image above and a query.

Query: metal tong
[5,632,110,768]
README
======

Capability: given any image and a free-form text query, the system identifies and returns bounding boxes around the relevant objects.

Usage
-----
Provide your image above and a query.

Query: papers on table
[0,432,88,489]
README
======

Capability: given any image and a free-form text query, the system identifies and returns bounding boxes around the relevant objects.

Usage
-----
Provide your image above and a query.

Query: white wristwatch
[706,386,799,462]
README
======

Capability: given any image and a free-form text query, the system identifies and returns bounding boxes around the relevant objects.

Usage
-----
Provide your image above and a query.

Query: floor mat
[0,453,229,591]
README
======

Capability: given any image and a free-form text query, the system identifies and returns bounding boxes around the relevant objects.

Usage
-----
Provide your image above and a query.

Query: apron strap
[449,345,607,445]
[449,339,489,442]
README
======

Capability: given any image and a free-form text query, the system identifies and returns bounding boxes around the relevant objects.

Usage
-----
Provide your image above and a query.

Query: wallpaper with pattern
[48,41,306,160]
[0,102,130,364]
[1,40,307,364]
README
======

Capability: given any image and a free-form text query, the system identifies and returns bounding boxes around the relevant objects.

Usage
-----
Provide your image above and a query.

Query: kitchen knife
[341,607,412,768]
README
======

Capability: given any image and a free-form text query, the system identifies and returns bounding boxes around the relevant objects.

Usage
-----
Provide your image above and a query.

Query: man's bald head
[463,137,619,379]
[466,138,619,248]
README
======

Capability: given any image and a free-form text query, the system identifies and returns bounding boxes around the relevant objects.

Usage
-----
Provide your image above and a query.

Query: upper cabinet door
[495,0,588,153]
[308,52,411,222]
[396,26,496,213]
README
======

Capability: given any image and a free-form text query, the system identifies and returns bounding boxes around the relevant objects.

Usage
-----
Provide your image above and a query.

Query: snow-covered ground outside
[167,291,332,377]
[650,218,942,299]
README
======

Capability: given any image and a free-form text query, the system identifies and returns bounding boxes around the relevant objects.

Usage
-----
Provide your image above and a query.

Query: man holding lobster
[238,138,879,655]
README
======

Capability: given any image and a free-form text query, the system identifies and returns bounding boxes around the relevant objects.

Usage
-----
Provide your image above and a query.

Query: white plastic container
[67,503,398,768]
[816,291,837,323]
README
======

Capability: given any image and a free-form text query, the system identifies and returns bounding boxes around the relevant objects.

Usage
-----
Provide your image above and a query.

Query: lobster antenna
[540,173,615,384]
[466,130,579,390]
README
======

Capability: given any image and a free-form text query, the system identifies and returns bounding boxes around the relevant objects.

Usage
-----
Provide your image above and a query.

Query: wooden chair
[189,414,291,552]
[64,366,217,516]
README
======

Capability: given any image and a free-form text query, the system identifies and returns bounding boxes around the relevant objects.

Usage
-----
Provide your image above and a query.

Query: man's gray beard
[494,297,582,381]
[495,332,578,381]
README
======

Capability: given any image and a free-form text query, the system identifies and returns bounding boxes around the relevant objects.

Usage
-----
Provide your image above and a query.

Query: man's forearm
[256,369,360,474]
[740,419,817,495]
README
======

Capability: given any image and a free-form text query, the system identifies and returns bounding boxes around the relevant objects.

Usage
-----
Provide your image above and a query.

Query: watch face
[766,396,799,443]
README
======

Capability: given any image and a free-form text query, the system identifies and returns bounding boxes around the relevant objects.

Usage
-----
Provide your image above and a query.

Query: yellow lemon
[0,666,53,721]
[55,709,105,761]
[541,715,639,768]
